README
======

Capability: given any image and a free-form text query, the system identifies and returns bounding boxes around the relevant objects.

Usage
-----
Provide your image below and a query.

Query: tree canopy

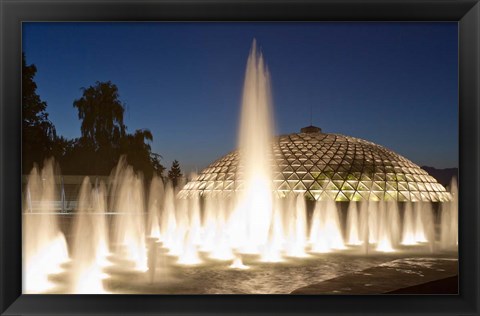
[22,53,57,172]
[63,81,166,178]
[22,56,168,180]
[73,81,126,151]
[168,160,183,187]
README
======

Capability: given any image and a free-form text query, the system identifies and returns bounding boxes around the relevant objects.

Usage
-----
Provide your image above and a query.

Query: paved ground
[291,257,458,294]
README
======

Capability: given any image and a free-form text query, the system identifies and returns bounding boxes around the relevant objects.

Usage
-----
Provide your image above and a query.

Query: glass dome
[179,126,451,202]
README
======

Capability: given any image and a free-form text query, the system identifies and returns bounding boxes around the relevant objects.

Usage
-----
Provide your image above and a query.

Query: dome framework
[179,127,451,202]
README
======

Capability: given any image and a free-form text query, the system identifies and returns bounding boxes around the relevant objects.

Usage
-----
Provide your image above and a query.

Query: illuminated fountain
[22,40,458,294]
[230,39,275,255]
[23,160,69,294]
[440,178,459,249]
[111,159,148,272]
[71,177,109,294]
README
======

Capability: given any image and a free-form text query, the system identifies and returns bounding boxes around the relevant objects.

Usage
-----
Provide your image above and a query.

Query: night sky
[22,22,458,173]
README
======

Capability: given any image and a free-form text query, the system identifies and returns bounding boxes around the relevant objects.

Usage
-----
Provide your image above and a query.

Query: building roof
[179,127,451,202]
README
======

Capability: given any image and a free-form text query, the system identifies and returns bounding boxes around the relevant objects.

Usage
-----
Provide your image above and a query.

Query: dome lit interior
[180,130,451,202]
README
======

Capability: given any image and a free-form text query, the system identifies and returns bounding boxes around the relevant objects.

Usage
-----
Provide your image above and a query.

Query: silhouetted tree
[150,153,166,178]
[69,81,165,177]
[73,81,126,150]
[121,129,165,179]
[168,160,183,187]
[22,53,57,172]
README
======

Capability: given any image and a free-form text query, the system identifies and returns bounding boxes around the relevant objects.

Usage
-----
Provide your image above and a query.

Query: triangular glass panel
[359,191,371,200]
[303,173,314,181]
[408,182,418,191]
[429,192,438,201]
[352,192,364,201]
[398,191,410,201]
[297,166,308,173]
[406,174,415,182]
[284,166,294,173]
[292,160,302,167]
[302,179,314,187]
[396,192,408,202]
[205,182,215,190]
[293,182,307,191]
[325,190,338,199]
[287,180,299,188]
[385,191,397,201]
[343,191,355,200]
[304,160,314,167]
[372,182,383,191]
[336,192,349,201]
[397,182,408,191]
[346,180,358,190]
[317,191,330,201]
[288,173,299,181]
[360,173,372,181]
[385,182,397,190]
[325,181,338,191]
[371,191,384,200]
[342,182,355,191]
[332,173,344,180]
[332,180,344,190]
[278,181,290,191]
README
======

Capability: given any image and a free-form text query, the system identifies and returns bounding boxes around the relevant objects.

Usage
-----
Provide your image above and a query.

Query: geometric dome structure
[179,126,451,202]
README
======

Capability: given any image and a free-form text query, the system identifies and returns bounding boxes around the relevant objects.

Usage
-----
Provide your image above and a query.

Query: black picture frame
[1,0,479,315]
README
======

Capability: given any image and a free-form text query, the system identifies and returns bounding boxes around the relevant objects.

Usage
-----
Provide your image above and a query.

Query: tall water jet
[346,202,362,245]
[310,200,344,253]
[261,198,284,262]
[171,197,188,257]
[71,177,109,294]
[201,197,219,252]
[367,200,379,244]
[111,164,147,271]
[309,200,330,253]
[375,201,399,252]
[188,193,202,245]
[93,180,110,265]
[324,200,346,250]
[401,201,417,245]
[161,181,177,251]
[421,202,436,252]
[358,200,370,253]
[376,202,391,252]
[234,39,275,254]
[147,176,164,240]
[206,198,234,261]
[413,202,428,243]
[178,233,201,265]
[441,178,458,249]
[285,195,308,257]
[177,195,201,265]
[23,160,69,293]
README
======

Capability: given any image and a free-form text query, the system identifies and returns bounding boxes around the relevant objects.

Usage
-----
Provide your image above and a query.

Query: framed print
[1,0,479,315]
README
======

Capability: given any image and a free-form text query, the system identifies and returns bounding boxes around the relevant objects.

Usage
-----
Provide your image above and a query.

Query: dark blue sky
[23,22,458,173]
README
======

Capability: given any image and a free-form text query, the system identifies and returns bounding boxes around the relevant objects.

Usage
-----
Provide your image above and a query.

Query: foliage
[60,81,164,178]
[73,81,126,150]
[22,53,57,172]
[168,160,183,187]
[121,129,165,179]
[22,58,167,179]
[68,81,165,178]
